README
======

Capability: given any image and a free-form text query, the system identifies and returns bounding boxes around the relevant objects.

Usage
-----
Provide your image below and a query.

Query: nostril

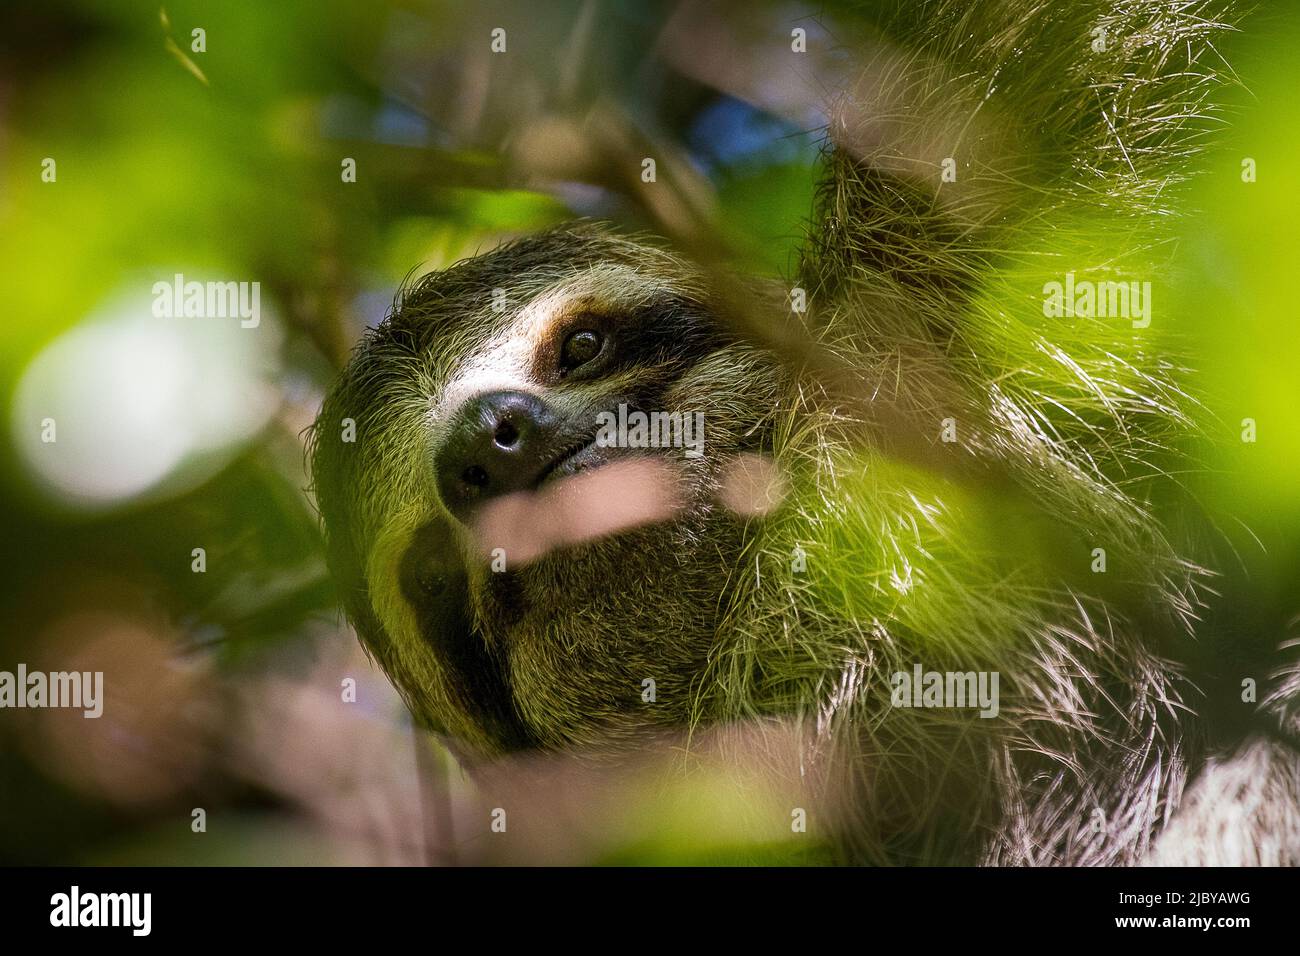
[437,390,559,519]
[461,464,490,488]
[493,419,519,449]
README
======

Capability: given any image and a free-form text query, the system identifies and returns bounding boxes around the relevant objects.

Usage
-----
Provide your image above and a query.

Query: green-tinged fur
[695,0,1240,863]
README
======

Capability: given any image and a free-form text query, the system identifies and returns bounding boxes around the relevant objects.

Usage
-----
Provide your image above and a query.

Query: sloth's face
[312,225,785,758]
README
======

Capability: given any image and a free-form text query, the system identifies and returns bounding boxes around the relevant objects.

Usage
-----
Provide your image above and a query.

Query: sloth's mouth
[471,449,685,570]
[534,437,601,487]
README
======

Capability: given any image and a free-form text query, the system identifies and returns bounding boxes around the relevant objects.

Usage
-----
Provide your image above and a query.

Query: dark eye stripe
[545,296,732,386]
[617,300,730,371]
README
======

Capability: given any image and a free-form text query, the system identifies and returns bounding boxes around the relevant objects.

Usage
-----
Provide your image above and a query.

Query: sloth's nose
[435,390,559,520]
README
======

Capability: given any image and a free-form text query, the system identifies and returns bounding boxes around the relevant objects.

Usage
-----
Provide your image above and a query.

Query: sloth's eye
[559,329,603,372]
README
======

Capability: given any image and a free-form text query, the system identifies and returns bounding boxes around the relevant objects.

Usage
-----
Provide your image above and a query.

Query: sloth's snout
[435,390,560,521]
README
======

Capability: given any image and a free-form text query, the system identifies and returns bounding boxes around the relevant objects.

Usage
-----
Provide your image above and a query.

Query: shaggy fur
[310,0,1300,864]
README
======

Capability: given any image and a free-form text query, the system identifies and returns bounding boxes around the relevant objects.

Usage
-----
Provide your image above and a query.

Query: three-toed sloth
[310,0,1300,864]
